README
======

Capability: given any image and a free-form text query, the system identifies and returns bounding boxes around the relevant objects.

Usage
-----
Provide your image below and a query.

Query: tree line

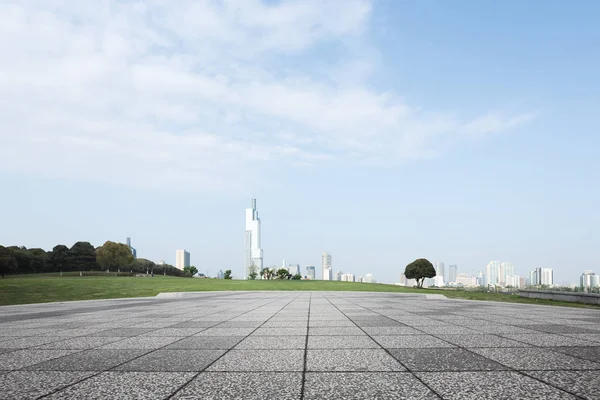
[0,241,186,278]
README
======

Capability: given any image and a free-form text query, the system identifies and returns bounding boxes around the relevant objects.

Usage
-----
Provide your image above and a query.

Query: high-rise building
[217,270,224,279]
[287,264,300,276]
[341,273,355,282]
[321,252,332,281]
[486,261,501,286]
[499,262,514,286]
[126,237,137,259]
[506,275,522,288]
[245,198,263,278]
[448,265,458,284]
[530,267,554,286]
[306,266,316,280]
[335,270,342,281]
[435,261,445,282]
[175,249,190,270]
[581,271,599,290]
[477,271,486,287]
[364,273,374,283]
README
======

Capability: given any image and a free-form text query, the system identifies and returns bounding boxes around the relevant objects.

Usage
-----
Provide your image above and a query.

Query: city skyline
[1,1,598,285]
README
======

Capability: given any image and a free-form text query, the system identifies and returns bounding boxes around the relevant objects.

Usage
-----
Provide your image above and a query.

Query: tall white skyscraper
[499,262,514,285]
[245,198,263,278]
[435,261,445,282]
[306,266,316,280]
[448,265,458,284]
[486,261,501,286]
[321,252,332,281]
[540,268,553,286]
[175,249,190,270]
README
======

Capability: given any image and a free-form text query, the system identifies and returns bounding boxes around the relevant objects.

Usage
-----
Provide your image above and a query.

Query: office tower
[486,261,500,286]
[581,271,600,290]
[126,237,137,259]
[435,261,445,282]
[217,270,224,279]
[287,264,300,276]
[306,266,316,280]
[448,265,458,284]
[540,268,553,286]
[364,273,374,283]
[335,271,342,281]
[321,252,332,281]
[477,271,486,287]
[499,262,514,286]
[506,275,521,288]
[175,249,190,270]
[245,198,263,278]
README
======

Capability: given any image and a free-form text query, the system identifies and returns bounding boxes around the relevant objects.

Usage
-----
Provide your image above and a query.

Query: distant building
[435,261,445,282]
[217,270,224,279]
[175,249,190,270]
[335,270,342,281]
[357,276,364,283]
[486,261,501,286]
[456,274,477,287]
[499,262,514,286]
[400,273,416,287]
[126,237,137,259]
[529,267,553,286]
[306,265,316,280]
[245,198,263,278]
[476,271,486,287]
[581,271,599,290]
[364,274,375,283]
[506,275,522,289]
[322,252,332,281]
[341,273,355,282]
[288,264,300,276]
[448,265,457,284]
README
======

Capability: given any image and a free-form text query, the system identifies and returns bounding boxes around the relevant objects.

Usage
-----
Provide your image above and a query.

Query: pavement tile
[237,335,306,349]
[470,347,600,370]
[374,335,456,349]
[142,328,206,336]
[362,326,422,335]
[207,349,304,372]
[195,327,255,336]
[308,319,355,327]
[261,320,307,328]
[351,319,404,327]
[0,371,97,399]
[169,321,221,328]
[308,335,379,349]
[307,349,405,372]
[0,336,68,349]
[520,324,600,334]
[501,333,599,347]
[0,350,77,370]
[467,325,539,335]
[526,370,600,400]
[100,336,183,349]
[550,346,600,362]
[417,326,485,335]
[217,321,264,328]
[171,372,302,400]
[435,334,532,348]
[309,327,364,336]
[89,328,153,337]
[116,349,225,372]
[26,350,148,371]
[564,333,600,343]
[303,372,438,400]
[45,371,194,400]
[165,336,245,350]
[417,371,577,400]
[390,348,507,371]
[35,336,126,350]
[252,327,307,336]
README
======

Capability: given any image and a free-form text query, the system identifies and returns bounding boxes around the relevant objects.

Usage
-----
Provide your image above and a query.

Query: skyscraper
[245,198,263,278]
[448,265,458,284]
[126,237,137,259]
[175,249,190,270]
[529,267,554,286]
[499,262,514,286]
[306,265,316,280]
[486,261,501,286]
[435,261,445,282]
[321,252,332,281]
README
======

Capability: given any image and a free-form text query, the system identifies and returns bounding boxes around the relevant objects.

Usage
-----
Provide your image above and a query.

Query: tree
[292,273,302,280]
[224,269,232,279]
[96,241,134,271]
[248,263,258,280]
[69,242,97,272]
[404,258,436,288]
[0,246,17,278]
[260,267,275,280]
[183,266,198,277]
[276,268,291,280]
[47,245,70,272]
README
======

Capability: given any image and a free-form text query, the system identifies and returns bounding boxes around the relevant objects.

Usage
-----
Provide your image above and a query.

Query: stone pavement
[1,291,600,399]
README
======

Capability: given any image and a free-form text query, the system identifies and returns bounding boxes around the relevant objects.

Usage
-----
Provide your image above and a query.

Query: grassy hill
[1,273,596,308]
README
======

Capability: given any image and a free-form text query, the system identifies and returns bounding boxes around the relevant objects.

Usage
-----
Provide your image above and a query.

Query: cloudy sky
[1,0,598,284]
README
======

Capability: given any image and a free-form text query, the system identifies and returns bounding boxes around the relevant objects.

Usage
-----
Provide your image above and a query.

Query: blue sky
[1,0,598,284]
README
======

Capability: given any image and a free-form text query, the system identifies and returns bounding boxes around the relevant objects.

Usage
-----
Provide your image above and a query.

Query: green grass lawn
[0,273,598,309]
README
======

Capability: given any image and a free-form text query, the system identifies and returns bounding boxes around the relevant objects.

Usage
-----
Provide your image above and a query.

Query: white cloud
[0,0,534,191]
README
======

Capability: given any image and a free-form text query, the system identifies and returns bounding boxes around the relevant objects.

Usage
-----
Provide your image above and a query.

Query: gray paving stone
[417,326,485,335]
[252,327,306,336]
[470,347,600,370]
[520,324,599,334]
[390,348,507,371]
[165,336,245,349]
[35,336,126,350]
[89,328,154,337]
[116,349,225,371]
[309,327,364,336]
[307,349,405,371]
[169,321,221,328]
[303,372,438,400]
[374,335,456,349]
[195,327,255,336]
[550,346,600,362]
[502,333,599,347]
[171,372,302,399]
[362,326,423,335]
[434,334,532,348]
[0,336,68,349]
[237,335,306,349]
[308,335,378,349]
[142,328,206,336]
[207,349,304,372]
[0,350,77,370]
[526,370,600,400]
[27,350,148,371]
[309,319,355,327]
[0,370,96,399]
[417,371,577,400]
[46,371,194,399]
[99,336,183,349]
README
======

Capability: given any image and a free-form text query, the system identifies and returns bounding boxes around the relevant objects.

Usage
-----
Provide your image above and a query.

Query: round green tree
[404,258,436,288]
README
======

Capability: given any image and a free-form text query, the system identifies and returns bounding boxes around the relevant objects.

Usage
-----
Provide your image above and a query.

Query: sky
[1,0,599,285]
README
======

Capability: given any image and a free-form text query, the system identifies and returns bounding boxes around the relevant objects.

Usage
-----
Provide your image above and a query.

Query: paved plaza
[1,292,600,399]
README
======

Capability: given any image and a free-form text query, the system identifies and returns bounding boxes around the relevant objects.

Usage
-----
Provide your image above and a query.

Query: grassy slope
[1,274,598,309]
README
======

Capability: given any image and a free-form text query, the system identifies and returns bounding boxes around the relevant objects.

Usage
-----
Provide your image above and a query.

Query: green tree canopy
[292,273,302,280]
[276,268,291,280]
[96,241,134,271]
[0,245,17,278]
[248,263,258,280]
[69,242,97,271]
[48,245,70,272]
[224,269,232,279]
[404,258,436,288]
